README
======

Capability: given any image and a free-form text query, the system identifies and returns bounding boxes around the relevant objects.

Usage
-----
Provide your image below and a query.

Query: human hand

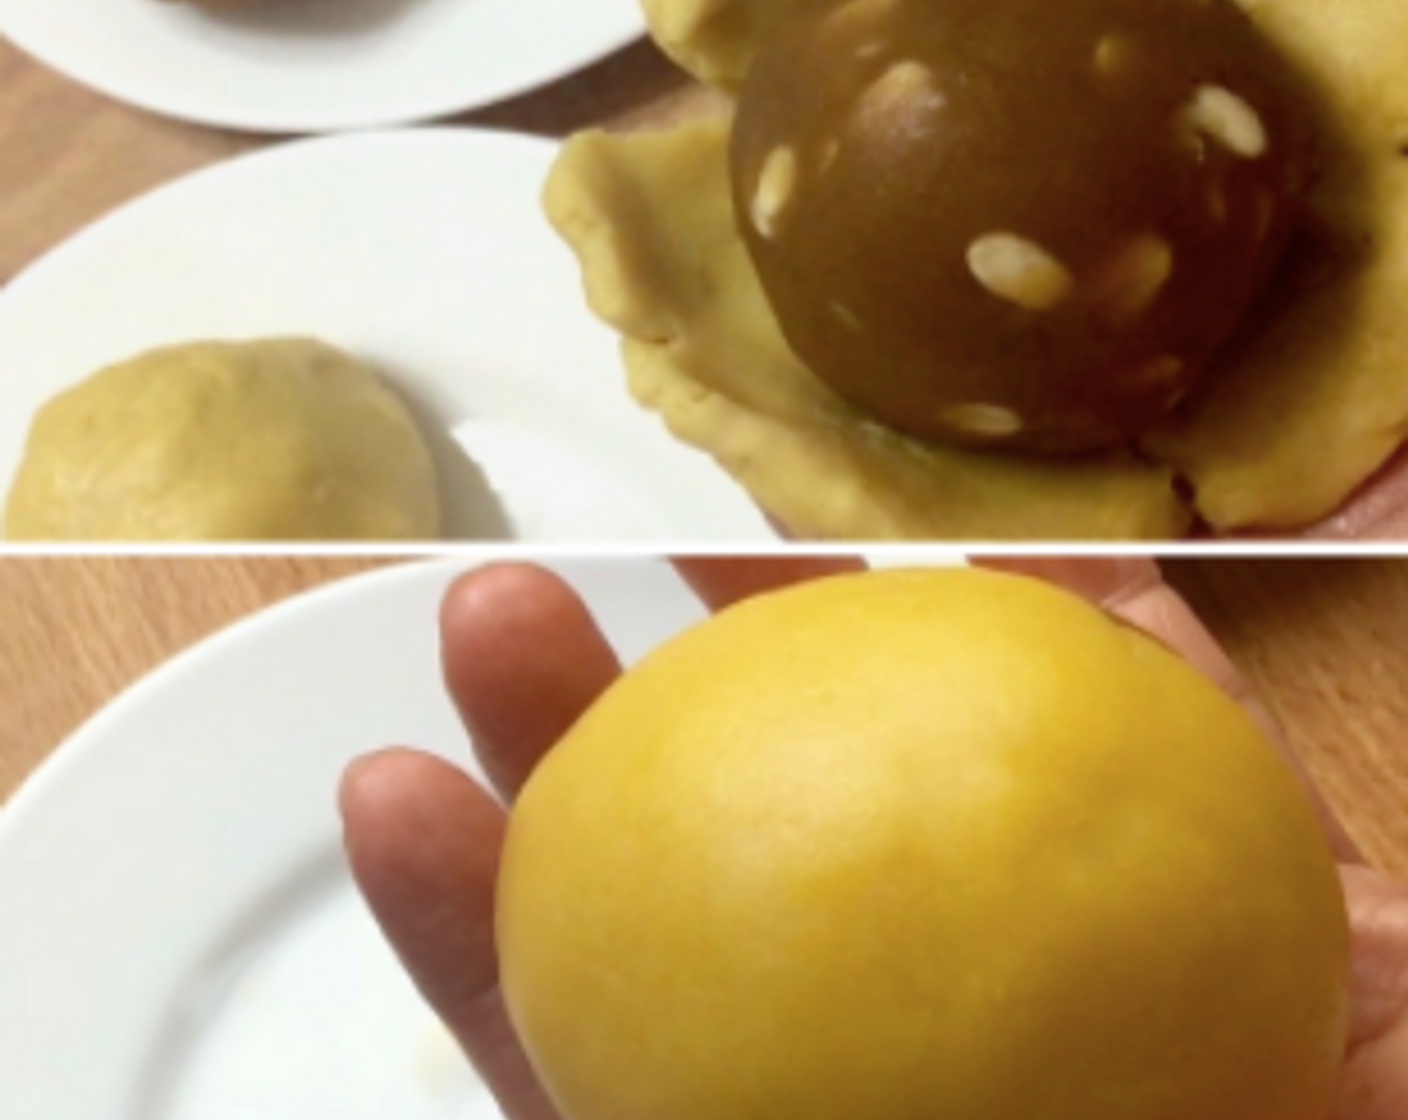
[340,557,1408,1120]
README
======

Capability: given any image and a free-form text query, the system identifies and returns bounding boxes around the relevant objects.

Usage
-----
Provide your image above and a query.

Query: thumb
[1336,866,1408,1120]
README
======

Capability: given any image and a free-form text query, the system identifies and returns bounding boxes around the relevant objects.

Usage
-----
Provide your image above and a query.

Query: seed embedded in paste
[966,233,1074,311]
[1180,85,1268,159]
[942,402,1024,437]
[854,61,947,133]
[1095,234,1175,320]
[832,303,864,332]
[820,0,901,43]
[752,147,800,239]
[1093,34,1138,79]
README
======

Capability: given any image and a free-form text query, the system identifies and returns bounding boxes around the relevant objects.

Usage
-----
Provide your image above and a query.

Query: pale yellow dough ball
[4,338,441,542]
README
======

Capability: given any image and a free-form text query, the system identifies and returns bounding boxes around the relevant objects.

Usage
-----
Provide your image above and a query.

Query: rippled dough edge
[1144,0,1408,529]
[642,0,1408,533]
[546,120,1190,541]
[4,338,441,542]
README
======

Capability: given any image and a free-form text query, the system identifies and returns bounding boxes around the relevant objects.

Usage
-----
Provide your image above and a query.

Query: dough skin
[4,338,441,542]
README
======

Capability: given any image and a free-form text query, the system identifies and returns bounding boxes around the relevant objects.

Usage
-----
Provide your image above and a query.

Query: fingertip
[338,746,505,977]
[336,744,543,1111]
[438,561,620,801]
[339,748,411,871]
[340,747,503,885]
[338,746,408,823]
[440,562,563,652]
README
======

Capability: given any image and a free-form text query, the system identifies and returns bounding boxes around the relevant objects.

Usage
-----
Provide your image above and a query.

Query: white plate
[0,557,716,1120]
[0,130,772,544]
[0,0,644,133]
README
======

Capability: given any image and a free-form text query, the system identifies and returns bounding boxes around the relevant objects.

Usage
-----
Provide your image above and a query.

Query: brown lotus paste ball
[730,0,1316,453]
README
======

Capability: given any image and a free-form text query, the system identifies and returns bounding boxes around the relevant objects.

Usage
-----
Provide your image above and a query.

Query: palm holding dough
[342,559,1408,1120]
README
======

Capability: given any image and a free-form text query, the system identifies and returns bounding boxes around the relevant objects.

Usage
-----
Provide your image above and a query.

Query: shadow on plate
[391,377,513,542]
[194,0,428,41]
[460,36,697,138]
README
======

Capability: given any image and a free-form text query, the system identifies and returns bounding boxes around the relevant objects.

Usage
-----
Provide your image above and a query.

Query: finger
[340,749,560,1120]
[674,556,866,613]
[441,564,621,802]
[1335,865,1408,1120]
[976,557,1362,863]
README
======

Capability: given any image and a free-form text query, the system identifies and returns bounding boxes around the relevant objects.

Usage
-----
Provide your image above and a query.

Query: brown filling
[730,0,1318,454]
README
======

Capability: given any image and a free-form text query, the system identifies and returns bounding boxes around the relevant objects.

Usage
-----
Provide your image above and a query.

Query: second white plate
[0,0,645,133]
[0,130,772,543]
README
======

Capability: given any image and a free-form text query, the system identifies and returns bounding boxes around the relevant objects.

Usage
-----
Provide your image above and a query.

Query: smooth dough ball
[4,338,441,542]
[731,0,1316,453]
[499,568,1349,1120]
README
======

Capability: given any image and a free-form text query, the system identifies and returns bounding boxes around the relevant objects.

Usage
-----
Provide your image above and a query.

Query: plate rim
[0,2,646,134]
[0,556,465,837]
[0,126,562,310]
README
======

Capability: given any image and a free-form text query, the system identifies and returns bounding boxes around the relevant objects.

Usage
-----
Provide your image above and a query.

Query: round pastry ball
[4,338,441,542]
[730,0,1316,453]
[499,568,1349,1120]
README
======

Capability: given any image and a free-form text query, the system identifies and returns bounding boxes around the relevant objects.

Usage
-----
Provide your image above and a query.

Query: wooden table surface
[1,556,1407,879]
[0,31,720,285]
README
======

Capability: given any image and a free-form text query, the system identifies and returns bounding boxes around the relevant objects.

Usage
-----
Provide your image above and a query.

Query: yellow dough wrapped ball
[499,568,1349,1120]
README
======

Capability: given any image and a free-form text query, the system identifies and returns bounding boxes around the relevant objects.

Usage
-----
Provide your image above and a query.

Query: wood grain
[0,45,262,286]
[1166,559,1408,875]
[0,556,403,802]
[3,557,1408,882]
[0,34,718,285]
